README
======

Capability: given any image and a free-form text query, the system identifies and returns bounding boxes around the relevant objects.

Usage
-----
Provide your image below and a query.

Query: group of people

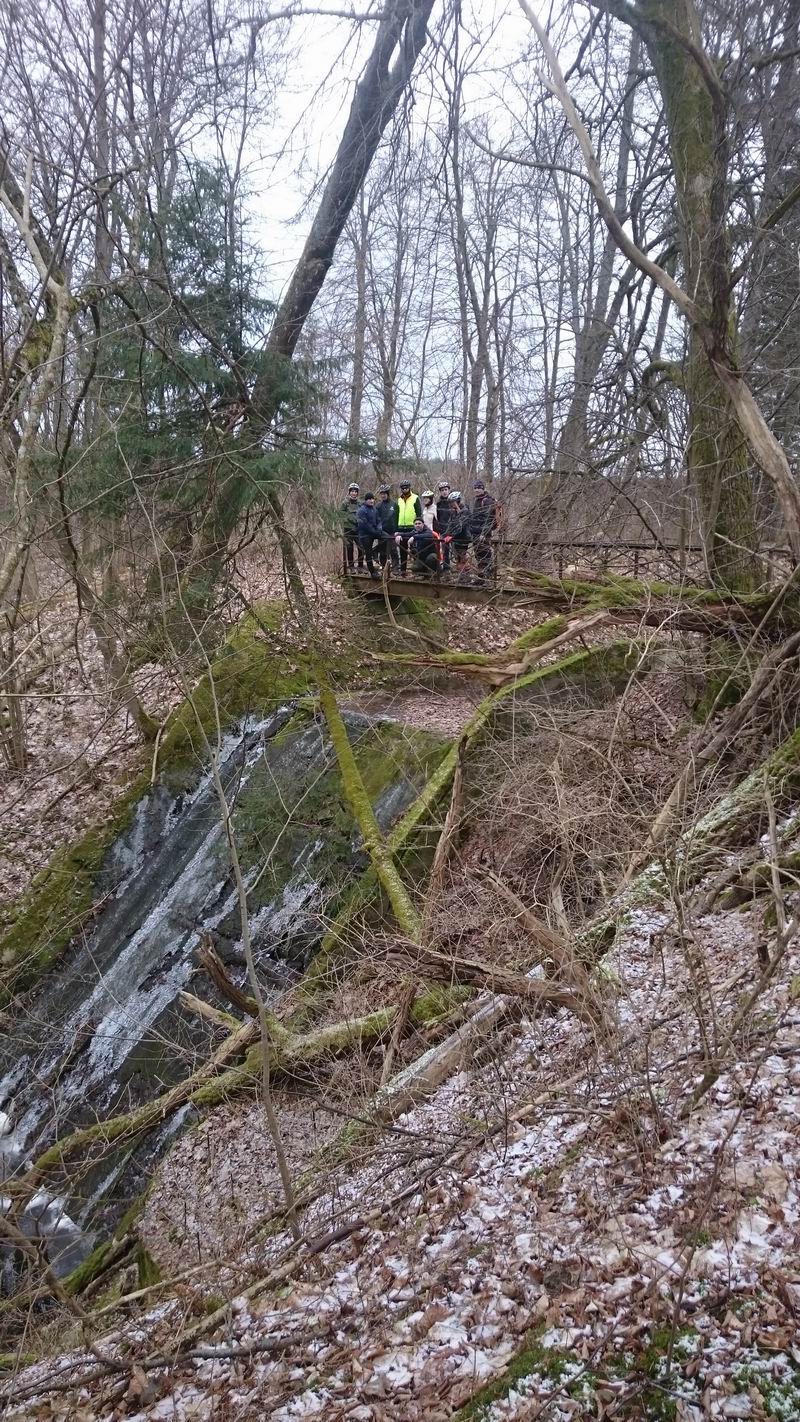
[339,478,501,582]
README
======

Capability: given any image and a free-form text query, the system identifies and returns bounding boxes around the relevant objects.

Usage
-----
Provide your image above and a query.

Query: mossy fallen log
[716,850,800,909]
[317,673,423,941]
[375,615,570,673]
[503,568,800,635]
[378,611,607,685]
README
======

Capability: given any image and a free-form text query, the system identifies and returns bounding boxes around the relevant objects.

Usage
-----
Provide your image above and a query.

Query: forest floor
[6,845,800,1420]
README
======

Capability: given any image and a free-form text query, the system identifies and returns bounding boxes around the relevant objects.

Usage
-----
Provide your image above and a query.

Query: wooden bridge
[342,538,794,606]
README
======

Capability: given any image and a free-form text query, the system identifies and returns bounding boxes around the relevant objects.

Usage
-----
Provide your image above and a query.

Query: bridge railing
[338,538,795,588]
[498,538,795,582]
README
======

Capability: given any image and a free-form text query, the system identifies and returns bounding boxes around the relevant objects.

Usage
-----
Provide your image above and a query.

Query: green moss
[234,714,448,925]
[732,1353,800,1419]
[410,984,471,1023]
[394,596,446,637]
[523,569,769,611]
[633,1323,703,1420]
[134,1245,161,1288]
[62,1190,147,1298]
[156,600,308,784]
[435,649,495,666]
[454,1331,581,1419]
[509,615,568,651]
[0,1352,35,1372]
[62,1238,116,1297]
[0,601,305,999]
[0,771,150,1003]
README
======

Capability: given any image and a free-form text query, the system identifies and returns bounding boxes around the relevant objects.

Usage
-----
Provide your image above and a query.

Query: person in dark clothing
[470,480,500,577]
[408,518,442,577]
[375,485,399,569]
[356,494,382,579]
[435,479,452,567]
[340,482,363,572]
[394,479,422,572]
[447,491,471,573]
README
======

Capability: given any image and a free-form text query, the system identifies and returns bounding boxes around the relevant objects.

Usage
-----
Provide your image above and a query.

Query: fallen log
[317,671,423,942]
[384,940,601,1027]
[8,986,466,1206]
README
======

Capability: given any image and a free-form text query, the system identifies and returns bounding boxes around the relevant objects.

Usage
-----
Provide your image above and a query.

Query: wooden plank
[341,573,540,608]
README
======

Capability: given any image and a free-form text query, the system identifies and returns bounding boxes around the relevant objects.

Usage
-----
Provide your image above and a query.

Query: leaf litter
[6,851,800,1421]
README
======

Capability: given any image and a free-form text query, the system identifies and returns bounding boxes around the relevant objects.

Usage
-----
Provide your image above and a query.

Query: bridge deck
[342,571,539,607]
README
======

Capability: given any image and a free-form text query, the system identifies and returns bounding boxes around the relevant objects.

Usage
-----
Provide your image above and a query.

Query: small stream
[0,704,438,1287]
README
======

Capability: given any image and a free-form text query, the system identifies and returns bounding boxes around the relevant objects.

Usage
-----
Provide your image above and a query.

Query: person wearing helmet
[408,517,443,578]
[447,490,471,574]
[471,480,501,579]
[340,481,363,573]
[421,490,438,533]
[375,485,399,569]
[395,480,422,573]
[435,479,453,567]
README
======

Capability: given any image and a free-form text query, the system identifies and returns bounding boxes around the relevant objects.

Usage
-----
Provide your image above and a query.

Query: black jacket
[356,503,382,540]
[375,498,397,535]
[447,505,471,542]
[436,497,452,533]
[409,527,442,561]
[471,493,497,538]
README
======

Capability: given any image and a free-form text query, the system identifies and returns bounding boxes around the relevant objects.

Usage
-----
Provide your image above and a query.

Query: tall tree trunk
[202,0,436,572]
[347,194,369,472]
[635,0,760,589]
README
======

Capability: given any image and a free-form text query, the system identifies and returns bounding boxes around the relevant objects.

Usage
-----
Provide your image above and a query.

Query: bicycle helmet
[448,490,462,502]
[422,489,434,499]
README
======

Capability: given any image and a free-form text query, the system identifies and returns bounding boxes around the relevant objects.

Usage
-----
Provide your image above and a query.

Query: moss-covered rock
[0,601,309,1000]
[234,713,450,943]
[0,772,150,1003]
[155,600,307,785]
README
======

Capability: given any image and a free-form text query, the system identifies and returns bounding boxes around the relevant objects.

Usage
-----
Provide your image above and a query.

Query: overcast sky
[248,0,537,293]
